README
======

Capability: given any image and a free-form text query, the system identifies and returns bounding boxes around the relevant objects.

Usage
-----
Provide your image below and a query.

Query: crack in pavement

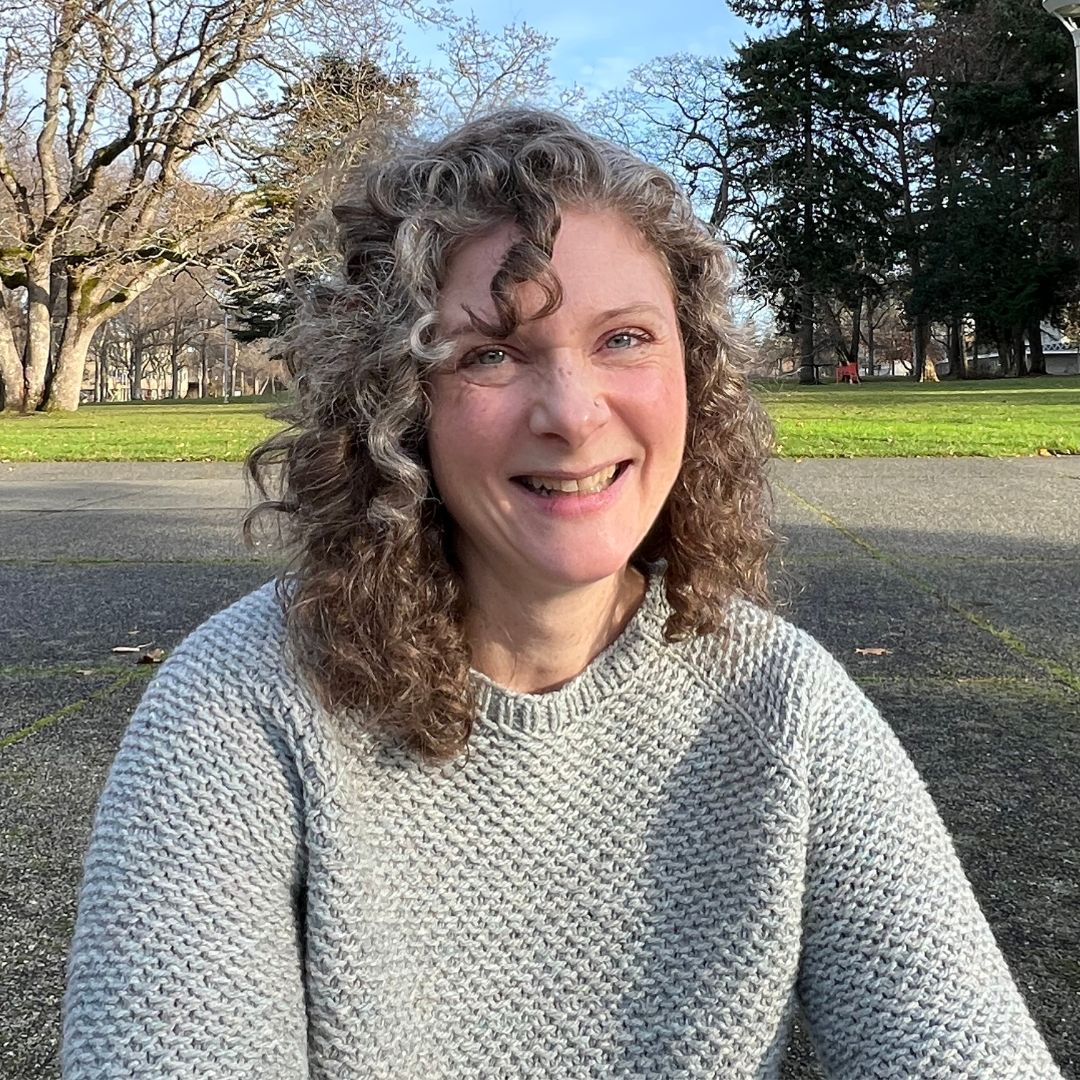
[0,670,147,752]
[0,556,271,567]
[776,480,1080,697]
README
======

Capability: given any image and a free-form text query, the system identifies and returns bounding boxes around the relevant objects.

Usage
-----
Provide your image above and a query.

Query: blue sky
[408,0,753,95]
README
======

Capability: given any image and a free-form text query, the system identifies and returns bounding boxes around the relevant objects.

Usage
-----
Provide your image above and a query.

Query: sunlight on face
[427,207,688,601]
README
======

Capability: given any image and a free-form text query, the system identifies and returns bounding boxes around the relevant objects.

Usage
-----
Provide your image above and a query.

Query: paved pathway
[1,459,1078,1078]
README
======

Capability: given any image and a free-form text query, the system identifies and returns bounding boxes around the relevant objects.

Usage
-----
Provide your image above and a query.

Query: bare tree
[225,16,572,346]
[235,337,288,395]
[419,15,581,136]
[86,269,219,399]
[588,54,751,234]
[0,0,427,411]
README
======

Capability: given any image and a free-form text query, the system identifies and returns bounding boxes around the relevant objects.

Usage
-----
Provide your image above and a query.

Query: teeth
[522,465,619,495]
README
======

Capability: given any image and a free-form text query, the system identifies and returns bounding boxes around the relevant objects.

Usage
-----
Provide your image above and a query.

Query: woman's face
[427,207,688,599]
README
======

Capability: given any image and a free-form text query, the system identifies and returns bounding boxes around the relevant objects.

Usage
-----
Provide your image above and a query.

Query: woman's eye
[452,345,518,386]
[606,330,647,350]
[466,348,509,367]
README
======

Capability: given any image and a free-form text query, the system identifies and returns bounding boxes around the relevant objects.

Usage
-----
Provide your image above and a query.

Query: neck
[463,567,647,693]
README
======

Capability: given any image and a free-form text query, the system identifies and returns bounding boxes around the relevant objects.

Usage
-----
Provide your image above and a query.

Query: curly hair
[246,108,776,763]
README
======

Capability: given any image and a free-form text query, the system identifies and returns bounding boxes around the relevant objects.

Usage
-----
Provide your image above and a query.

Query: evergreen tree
[915,0,1077,375]
[728,0,901,381]
[224,54,418,344]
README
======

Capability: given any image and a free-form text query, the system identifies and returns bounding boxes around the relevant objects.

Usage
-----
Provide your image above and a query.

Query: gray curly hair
[246,108,775,762]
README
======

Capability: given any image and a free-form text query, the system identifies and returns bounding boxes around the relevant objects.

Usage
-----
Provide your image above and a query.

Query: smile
[513,462,629,496]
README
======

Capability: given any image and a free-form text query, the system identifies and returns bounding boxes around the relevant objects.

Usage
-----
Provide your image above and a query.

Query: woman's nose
[527,356,610,445]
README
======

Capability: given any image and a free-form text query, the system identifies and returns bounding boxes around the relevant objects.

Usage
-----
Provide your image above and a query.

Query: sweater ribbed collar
[470,572,670,740]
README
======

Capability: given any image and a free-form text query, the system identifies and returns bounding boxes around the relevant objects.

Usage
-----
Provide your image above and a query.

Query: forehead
[437,208,674,326]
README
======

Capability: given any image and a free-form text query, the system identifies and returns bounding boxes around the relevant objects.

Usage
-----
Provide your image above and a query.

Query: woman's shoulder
[132,578,312,744]
[679,595,842,691]
[77,580,310,860]
[666,595,862,750]
[169,577,288,669]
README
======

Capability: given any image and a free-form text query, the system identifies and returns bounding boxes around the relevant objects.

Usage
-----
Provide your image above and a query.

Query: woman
[62,110,1062,1078]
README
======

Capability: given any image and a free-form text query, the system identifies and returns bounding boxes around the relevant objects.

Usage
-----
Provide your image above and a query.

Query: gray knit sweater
[63,575,1061,1079]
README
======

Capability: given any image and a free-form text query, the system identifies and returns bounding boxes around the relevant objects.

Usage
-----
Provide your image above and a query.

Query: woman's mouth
[513,462,629,497]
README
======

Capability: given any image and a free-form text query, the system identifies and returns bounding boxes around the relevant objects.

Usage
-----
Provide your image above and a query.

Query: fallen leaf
[138,649,167,665]
[855,646,892,657]
[1037,448,1052,457]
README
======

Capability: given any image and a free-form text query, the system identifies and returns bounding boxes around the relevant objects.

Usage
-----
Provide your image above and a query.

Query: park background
[4,0,1080,416]
[1,0,1079,1078]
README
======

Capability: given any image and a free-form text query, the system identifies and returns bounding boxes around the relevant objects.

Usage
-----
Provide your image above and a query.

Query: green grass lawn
[1,377,1078,461]
[757,376,1080,458]
[0,399,282,462]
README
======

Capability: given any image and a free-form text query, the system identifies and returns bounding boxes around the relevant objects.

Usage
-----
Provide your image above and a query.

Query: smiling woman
[239,109,774,752]
[61,110,1063,1079]
[428,209,688,690]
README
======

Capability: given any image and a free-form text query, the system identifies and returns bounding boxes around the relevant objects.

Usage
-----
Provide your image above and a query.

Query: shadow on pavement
[0,521,1077,1079]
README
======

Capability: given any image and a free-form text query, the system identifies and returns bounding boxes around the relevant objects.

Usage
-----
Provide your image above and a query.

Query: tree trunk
[950,313,976,380]
[1011,326,1028,377]
[995,332,1013,376]
[131,333,145,400]
[798,314,816,383]
[973,319,991,377]
[23,255,54,410]
[848,294,862,371]
[913,313,931,381]
[43,264,66,404]
[797,288,817,383]
[170,342,181,397]
[797,0,817,389]
[0,309,25,411]
[45,318,102,411]
[105,327,122,401]
[1025,318,1046,376]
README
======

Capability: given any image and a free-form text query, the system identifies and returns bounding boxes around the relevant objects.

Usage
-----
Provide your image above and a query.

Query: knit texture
[62,574,1062,1079]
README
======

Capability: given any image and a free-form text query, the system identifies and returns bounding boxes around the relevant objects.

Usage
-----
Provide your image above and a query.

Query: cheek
[632,370,688,461]
[426,388,463,491]
[427,385,514,484]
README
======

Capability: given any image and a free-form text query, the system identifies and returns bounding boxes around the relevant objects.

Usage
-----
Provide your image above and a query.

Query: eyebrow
[440,302,668,341]
[441,316,490,341]
[593,303,669,325]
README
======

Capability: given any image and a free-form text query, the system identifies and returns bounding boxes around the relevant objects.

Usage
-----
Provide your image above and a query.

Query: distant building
[81,364,191,403]
[973,323,1080,376]
[1039,325,1080,374]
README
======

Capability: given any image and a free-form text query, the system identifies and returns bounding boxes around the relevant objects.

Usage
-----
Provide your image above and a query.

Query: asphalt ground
[1,457,1078,1079]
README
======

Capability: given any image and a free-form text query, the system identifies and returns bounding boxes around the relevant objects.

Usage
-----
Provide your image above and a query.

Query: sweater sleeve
[795,652,1061,1079]
[62,628,310,1078]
